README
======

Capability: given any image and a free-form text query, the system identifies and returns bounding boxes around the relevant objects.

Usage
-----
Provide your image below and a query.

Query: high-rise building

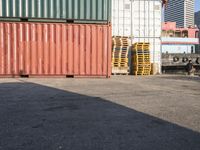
[195,11,200,53]
[164,0,195,27]
[195,11,200,27]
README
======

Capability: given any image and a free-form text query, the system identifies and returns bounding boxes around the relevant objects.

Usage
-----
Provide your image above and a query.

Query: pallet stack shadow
[0,0,112,78]
[131,43,151,76]
[112,36,130,75]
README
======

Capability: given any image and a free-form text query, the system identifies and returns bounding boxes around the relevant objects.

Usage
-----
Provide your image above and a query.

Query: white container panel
[112,0,131,36]
[112,0,162,38]
[115,25,131,36]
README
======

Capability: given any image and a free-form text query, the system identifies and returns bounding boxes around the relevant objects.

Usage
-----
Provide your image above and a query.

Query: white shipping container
[112,0,162,38]
[112,0,162,74]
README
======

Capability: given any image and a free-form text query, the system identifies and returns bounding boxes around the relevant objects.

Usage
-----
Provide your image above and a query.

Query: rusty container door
[0,22,112,77]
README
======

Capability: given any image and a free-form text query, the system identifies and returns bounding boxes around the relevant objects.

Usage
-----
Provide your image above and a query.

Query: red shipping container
[0,22,112,78]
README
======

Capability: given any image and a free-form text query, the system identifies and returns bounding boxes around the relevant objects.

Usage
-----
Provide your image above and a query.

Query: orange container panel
[0,22,112,78]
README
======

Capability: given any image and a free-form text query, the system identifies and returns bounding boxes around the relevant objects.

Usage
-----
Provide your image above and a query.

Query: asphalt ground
[0,75,200,150]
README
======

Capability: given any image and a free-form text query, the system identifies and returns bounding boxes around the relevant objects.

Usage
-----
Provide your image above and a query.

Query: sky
[195,0,200,12]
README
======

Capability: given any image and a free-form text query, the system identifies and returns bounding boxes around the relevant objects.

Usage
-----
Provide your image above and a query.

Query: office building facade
[165,0,195,27]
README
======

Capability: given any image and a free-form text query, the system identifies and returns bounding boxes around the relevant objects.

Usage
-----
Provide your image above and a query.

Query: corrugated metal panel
[0,22,112,77]
[112,0,162,38]
[0,0,111,23]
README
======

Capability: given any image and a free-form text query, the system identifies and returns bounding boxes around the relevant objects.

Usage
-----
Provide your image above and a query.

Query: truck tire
[173,57,179,62]
[182,57,189,63]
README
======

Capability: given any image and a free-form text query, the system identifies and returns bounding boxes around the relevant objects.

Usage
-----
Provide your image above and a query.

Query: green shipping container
[0,0,111,23]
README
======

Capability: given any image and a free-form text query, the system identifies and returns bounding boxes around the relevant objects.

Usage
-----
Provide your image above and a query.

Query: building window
[195,31,199,38]
[191,46,194,53]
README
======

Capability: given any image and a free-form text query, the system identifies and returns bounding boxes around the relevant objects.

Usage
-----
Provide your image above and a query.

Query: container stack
[132,43,151,76]
[112,36,130,75]
[0,0,112,78]
[112,0,162,75]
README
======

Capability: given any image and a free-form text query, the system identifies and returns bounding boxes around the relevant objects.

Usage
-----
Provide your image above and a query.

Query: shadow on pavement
[0,82,200,150]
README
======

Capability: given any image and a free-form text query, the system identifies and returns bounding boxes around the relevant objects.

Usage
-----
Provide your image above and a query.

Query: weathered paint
[162,22,199,38]
[0,22,112,77]
[0,0,111,23]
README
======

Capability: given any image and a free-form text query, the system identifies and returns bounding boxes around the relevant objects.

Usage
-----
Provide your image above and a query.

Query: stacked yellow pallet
[132,43,151,76]
[112,36,130,75]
